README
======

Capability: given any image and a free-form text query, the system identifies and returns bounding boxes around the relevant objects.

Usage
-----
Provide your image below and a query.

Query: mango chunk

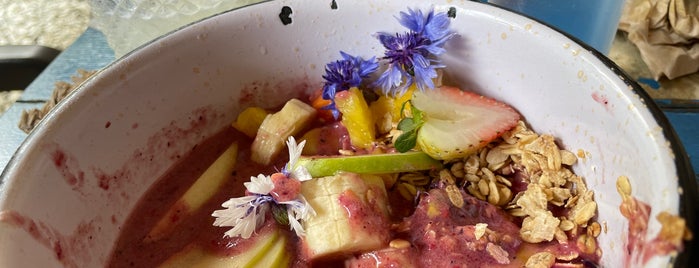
[334,87,375,149]
[232,107,269,138]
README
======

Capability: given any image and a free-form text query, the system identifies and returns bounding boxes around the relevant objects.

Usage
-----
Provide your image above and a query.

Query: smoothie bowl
[0,0,695,267]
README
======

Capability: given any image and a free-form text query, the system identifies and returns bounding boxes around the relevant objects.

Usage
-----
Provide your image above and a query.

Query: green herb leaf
[271,204,289,226]
[395,129,418,153]
[394,101,425,153]
[412,105,424,125]
[397,117,416,132]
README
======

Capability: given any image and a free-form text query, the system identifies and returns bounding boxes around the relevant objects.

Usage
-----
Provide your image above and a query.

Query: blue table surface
[0,28,697,182]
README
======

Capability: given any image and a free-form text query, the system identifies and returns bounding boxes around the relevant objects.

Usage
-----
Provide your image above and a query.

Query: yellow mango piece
[232,107,269,138]
[369,96,394,135]
[299,127,322,155]
[145,142,238,242]
[390,85,417,121]
[334,87,375,149]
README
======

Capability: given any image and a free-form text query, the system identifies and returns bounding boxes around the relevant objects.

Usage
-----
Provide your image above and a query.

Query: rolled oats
[450,161,465,179]
[521,212,560,243]
[486,242,510,265]
[478,179,490,196]
[389,239,411,249]
[487,181,500,205]
[394,120,599,263]
[559,219,575,232]
[576,234,597,255]
[525,252,555,268]
[587,222,601,238]
[474,223,488,240]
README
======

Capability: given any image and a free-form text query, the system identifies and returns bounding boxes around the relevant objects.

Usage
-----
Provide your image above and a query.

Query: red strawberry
[411,86,520,160]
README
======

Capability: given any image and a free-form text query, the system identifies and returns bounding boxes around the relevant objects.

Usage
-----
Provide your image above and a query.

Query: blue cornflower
[374,8,454,96]
[322,51,379,119]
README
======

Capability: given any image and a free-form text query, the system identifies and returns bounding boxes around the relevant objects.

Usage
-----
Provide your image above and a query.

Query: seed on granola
[439,169,457,185]
[474,223,488,240]
[497,185,513,206]
[450,161,466,179]
[555,251,580,261]
[495,175,512,187]
[389,239,411,249]
[587,222,601,238]
[464,155,480,174]
[399,172,430,187]
[446,184,464,208]
[572,201,597,226]
[486,243,510,265]
[508,207,526,217]
[487,181,500,205]
[559,219,575,231]
[396,182,418,200]
[467,183,486,201]
[486,145,509,165]
[560,149,577,166]
[576,234,597,255]
[465,174,480,183]
[616,175,632,197]
[478,179,490,196]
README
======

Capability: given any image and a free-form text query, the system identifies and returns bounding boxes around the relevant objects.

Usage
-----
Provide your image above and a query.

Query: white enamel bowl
[1,0,695,267]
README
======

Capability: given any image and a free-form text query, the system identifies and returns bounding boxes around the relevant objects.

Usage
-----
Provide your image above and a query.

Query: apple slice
[411,86,520,160]
[145,142,238,242]
[296,151,442,178]
[158,227,289,268]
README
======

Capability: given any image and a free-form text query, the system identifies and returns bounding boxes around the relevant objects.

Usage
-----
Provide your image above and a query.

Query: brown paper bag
[619,0,699,80]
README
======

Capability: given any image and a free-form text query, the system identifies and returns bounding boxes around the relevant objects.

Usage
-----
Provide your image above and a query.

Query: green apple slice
[296,151,442,178]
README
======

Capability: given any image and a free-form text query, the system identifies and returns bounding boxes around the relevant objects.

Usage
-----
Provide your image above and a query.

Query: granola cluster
[398,121,602,266]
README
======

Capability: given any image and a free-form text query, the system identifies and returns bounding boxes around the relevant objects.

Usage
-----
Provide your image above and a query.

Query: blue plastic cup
[488,0,626,54]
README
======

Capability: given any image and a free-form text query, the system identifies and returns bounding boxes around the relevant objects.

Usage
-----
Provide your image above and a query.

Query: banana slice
[300,172,391,260]
[251,99,316,165]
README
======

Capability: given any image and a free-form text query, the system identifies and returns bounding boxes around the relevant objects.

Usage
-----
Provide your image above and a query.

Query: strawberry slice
[411,86,520,160]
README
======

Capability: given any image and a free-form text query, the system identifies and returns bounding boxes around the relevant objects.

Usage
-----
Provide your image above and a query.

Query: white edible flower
[279,195,316,237]
[244,174,274,195]
[212,136,315,239]
[284,136,312,182]
[212,195,270,239]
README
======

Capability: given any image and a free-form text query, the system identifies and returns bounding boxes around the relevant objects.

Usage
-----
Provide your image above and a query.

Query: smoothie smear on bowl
[99,7,691,268]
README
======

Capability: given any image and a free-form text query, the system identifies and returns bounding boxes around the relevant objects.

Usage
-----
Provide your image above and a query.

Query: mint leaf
[412,106,424,125]
[394,101,425,153]
[395,129,418,153]
[397,117,416,132]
